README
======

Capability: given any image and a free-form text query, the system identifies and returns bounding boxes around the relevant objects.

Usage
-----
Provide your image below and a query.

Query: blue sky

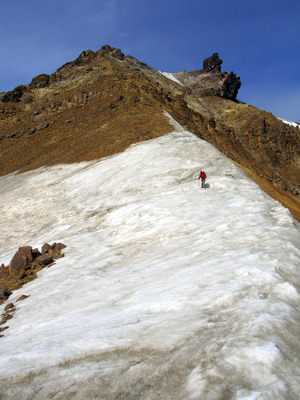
[0,0,299,121]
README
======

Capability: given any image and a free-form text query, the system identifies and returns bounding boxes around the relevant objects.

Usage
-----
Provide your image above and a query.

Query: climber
[198,170,207,188]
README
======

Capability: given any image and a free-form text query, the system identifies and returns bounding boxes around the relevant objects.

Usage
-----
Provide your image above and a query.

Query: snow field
[0,130,299,399]
[159,71,184,86]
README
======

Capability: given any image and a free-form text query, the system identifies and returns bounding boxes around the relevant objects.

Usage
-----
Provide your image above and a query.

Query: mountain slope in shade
[0,121,299,399]
[0,45,299,221]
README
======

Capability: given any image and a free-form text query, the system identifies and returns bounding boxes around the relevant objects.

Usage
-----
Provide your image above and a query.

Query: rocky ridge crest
[173,52,241,100]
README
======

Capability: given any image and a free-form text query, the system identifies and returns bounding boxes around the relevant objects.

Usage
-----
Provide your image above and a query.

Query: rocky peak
[203,52,223,72]
[98,45,125,60]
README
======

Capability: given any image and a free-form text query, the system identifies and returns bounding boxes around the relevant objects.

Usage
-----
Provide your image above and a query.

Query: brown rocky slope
[1,45,299,221]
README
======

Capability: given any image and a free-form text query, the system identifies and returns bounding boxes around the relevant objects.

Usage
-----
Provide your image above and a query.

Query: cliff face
[0,45,299,220]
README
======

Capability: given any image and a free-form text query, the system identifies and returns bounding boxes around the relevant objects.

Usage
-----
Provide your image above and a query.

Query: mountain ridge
[0,45,299,220]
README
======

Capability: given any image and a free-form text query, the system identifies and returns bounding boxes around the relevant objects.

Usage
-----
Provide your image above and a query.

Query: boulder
[44,242,67,259]
[16,294,30,302]
[41,243,51,254]
[36,253,53,266]
[4,303,14,312]
[32,248,41,258]
[52,242,67,252]
[0,288,12,301]
[0,314,13,325]
[8,246,33,276]
[37,122,49,130]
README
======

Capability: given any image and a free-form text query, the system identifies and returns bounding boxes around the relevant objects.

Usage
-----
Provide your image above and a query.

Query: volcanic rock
[220,72,242,100]
[203,52,223,72]
[35,253,53,266]
[0,243,66,304]
[9,246,33,276]
[4,303,14,312]
[2,85,27,103]
[16,295,30,302]
[100,44,125,60]
[32,248,41,258]
[0,288,12,301]
[41,243,51,253]
[0,313,13,325]
[30,74,50,89]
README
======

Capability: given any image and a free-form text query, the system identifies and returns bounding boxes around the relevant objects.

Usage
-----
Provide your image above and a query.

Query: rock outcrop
[203,52,223,72]
[173,53,241,100]
[220,72,242,100]
[0,242,66,337]
[29,74,50,89]
[2,85,27,102]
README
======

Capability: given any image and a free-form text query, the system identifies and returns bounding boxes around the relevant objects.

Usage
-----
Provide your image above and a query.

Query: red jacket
[198,171,206,180]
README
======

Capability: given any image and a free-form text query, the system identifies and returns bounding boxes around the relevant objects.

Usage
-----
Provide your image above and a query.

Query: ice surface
[0,128,299,399]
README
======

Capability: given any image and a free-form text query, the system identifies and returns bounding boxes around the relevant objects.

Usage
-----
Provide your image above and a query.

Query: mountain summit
[0,45,299,219]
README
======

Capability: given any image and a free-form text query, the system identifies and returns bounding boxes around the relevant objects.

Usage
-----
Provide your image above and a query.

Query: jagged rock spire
[203,53,223,73]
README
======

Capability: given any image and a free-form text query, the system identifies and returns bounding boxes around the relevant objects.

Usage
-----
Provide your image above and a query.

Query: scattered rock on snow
[0,242,66,337]
[0,242,67,304]
[16,294,30,302]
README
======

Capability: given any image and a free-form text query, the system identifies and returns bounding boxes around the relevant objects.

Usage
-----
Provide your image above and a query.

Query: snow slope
[159,70,183,85]
[277,116,300,128]
[0,127,300,399]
